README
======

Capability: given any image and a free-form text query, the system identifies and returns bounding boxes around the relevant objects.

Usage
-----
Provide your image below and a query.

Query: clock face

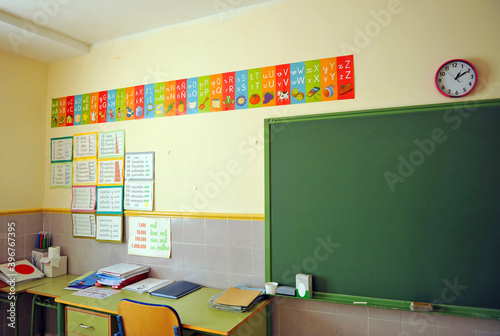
[435,59,477,97]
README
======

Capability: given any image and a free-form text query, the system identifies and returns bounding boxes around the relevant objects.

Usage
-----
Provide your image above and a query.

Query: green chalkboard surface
[265,99,500,318]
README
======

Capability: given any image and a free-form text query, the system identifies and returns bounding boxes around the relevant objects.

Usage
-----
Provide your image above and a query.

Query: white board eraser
[296,273,313,298]
[276,286,296,296]
[410,302,433,312]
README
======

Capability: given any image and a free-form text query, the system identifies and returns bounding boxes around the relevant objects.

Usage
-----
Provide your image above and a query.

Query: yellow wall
[0,49,47,211]
[44,0,500,213]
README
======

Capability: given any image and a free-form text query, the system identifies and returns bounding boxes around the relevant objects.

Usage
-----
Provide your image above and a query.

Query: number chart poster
[51,55,355,127]
[128,217,171,258]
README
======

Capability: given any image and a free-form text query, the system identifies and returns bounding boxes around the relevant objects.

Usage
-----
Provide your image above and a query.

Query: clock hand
[454,71,463,80]
[456,69,470,79]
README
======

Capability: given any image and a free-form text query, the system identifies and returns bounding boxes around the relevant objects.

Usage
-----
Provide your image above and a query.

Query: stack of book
[95,263,149,289]
[208,285,265,313]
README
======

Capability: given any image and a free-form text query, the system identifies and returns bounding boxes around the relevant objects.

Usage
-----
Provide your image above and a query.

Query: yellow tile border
[2,208,265,221]
[0,208,44,215]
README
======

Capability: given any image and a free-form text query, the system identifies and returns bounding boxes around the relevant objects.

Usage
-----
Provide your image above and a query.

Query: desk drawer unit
[66,306,117,336]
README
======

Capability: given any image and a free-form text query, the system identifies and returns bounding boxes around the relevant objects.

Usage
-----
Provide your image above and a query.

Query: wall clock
[435,59,477,97]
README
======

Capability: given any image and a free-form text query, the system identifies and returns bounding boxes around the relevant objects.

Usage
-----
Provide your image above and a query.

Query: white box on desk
[42,256,67,277]
[31,250,48,272]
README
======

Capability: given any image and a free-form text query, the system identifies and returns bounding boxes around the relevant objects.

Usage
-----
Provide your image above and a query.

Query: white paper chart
[98,159,124,185]
[124,152,154,181]
[50,163,72,188]
[124,181,154,211]
[74,132,97,159]
[72,213,96,238]
[96,215,123,242]
[51,137,73,162]
[96,187,123,214]
[128,217,171,258]
[98,130,125,159]
[73,159,97,185]
[71,186,97,212]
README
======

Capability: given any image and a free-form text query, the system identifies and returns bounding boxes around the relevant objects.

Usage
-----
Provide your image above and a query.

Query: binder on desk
[150,280,202,299]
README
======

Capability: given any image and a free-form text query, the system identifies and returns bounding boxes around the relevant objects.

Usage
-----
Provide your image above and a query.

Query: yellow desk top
[26,274,78,297]
[0,276,53,294]
[0,274,78,295]
[56,286,271,335]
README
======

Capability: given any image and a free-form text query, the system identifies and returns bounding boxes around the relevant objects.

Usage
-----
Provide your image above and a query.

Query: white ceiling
[0,0,272,63]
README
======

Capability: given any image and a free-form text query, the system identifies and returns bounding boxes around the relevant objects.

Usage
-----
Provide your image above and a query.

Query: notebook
[149,280,202,299]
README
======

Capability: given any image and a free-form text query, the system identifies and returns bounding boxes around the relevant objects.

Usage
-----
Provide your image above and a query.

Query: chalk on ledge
[410,302,433,312]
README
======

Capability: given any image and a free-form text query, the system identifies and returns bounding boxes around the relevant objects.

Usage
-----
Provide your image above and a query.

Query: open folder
[214,287,261,307]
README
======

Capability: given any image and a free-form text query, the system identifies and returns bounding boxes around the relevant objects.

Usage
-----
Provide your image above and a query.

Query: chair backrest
[117,299,183,336]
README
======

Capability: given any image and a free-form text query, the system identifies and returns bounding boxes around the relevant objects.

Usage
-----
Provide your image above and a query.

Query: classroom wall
[0,50,47,211]
[43,0,500,214]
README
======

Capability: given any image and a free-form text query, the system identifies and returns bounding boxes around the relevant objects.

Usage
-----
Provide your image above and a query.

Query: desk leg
[57,302,65,336]
[30,294,37,336]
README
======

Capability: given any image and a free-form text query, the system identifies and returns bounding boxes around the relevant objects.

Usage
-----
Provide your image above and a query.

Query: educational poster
[128,217,171,258]
[96,186,123,214]
[51,136,73,162]
[73,159,97,185]
[51,55,355,128]
[96,215,123,242]
[71,185,97,212]
[123,181,153,211]
[73,132,97,159]
[72,213,96,238]
[124,152,154,180]
[50,163,72,188]
[98,130,125,158]
[97,158,124,186]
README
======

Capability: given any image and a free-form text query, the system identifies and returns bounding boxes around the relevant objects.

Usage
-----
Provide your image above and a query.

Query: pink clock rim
[434,59,478,98]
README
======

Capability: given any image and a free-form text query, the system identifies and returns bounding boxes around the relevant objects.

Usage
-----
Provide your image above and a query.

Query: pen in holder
[35,231,50,252]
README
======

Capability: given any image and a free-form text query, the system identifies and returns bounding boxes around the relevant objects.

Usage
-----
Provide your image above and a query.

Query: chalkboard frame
[264,99,500,320]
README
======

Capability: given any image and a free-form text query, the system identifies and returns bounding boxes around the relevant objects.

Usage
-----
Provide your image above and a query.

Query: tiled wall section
[0,211,44,336]
[271,296,500,336]
[1,211,500,336]
[43,212,266,289]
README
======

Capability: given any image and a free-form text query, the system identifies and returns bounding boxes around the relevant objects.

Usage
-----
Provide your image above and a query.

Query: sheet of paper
[98,130,125,159]
[96,186,123,214]
[124,152,154,181]
[72,287,120,299]
[72,213,96,238]
[97,158,124,186]
[73,132,97,159]
[71,186,97,212]
[96,215,123,242]
[50,163,72,188]
[128,217,171,258]
[73,159,97,185]
[124,181,153,211]
[51,136,73,162]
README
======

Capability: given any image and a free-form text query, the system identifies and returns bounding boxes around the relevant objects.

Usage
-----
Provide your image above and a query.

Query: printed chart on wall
[96,215,123,243]
[96,186,123,214]
[71,186,97,212]
[51,55,355,128]
[124,152,154,211]
[72,213,96,238]
[50,137,73,188]
[98,130,125,158]
[73,132,98,185]
[128,217,171,258]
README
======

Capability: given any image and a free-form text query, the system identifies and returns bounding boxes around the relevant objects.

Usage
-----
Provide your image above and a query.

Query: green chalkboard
[265,99,500,318]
